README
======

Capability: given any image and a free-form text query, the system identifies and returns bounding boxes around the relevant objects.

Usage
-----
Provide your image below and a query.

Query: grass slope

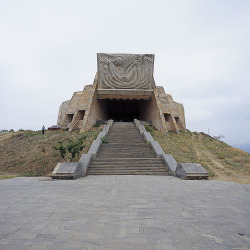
[152,130,250,184]
[0,126,103,179]
[1,127,249,183]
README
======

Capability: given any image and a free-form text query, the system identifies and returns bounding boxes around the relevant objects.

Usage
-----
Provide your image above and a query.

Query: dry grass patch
[151,130,250,183]
[0,126,103,177]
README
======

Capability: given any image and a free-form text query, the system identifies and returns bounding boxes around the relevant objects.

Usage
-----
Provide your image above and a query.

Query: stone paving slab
[0,176,249,249]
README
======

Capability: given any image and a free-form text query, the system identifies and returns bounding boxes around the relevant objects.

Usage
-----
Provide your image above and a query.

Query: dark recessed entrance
[107,100,139,122]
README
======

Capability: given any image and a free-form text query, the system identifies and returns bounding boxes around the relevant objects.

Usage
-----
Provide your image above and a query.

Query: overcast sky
[0,0,249,145]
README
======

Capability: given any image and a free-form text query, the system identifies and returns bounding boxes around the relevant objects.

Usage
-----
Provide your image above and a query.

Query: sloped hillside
[0,127,249,183]
[0,126,103,179]
[152,130,250,184]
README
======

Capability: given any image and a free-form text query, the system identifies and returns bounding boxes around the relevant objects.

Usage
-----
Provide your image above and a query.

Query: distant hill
[233,143,250,154]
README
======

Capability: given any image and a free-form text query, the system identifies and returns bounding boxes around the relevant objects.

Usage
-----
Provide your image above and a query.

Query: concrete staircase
[87,122,169,175]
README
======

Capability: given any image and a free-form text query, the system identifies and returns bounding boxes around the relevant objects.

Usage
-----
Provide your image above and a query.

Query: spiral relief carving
[97,54,154,89]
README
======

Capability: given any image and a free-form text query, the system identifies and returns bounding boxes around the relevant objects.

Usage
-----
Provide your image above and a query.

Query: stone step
[87,172,170,175]
[91,158,163,162]
[87,122,169,176]
[97,153,155,157]
[88,167,167,170]
[102,139,146,142]
[98,149,153,153]
[89,164,167,168]
[87,168,169,172]
[88,169,168,173]
[99,146,151,150]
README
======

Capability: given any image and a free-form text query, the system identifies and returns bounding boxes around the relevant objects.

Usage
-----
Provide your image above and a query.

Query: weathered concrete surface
[162,154,178,175]
[134,119,178,173]
[96,124,111,141]
[176,163,209,179]
[97,53,154,91]
[57,54,186,134]
[150,141,165,158]
[156,86,186,132]
[52,162,82,179]
[87,139,102,158]
[0,176,249,249]
[78,154,92,176]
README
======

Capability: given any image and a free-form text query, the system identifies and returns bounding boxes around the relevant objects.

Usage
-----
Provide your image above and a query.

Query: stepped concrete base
[52,162,82,179]
[176,163,208,179]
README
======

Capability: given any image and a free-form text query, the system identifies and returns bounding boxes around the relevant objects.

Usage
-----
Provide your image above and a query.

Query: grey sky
[0,0,249,145]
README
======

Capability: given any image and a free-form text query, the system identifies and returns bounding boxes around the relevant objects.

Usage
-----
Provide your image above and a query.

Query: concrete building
[57,53,186,133]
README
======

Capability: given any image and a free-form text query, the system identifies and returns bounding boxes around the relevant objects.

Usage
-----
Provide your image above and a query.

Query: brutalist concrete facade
[57,53,186,133]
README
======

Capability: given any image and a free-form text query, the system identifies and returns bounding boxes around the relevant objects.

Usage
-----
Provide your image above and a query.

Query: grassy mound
[0,126,103,179]
[152,130,250,183]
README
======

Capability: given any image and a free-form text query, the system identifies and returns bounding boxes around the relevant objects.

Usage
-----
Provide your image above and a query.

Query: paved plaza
[0,176,250,250]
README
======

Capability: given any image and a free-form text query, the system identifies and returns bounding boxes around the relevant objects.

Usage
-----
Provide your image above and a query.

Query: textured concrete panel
[97,53,154,90]
[176,163,208,179]
[52,162,82,179]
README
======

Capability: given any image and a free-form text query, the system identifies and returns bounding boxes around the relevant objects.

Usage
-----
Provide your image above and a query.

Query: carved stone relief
[97,53,154,90]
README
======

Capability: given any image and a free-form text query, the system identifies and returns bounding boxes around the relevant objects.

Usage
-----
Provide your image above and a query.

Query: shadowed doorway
[107,100,139,122]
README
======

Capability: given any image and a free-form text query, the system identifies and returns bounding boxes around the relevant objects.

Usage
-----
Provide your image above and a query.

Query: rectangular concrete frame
[97,53,154,89]
[176,163,209,179]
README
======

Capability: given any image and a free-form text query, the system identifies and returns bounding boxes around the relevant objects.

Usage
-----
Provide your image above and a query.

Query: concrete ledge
[107,119,114,126]
[134,119,141,129]
[176,163,208,179]
[96,125,110,140]
[52,162,82,179]
[134,119,153,141]
[150,141,165,158]
[138,125,147,135]
[162,154,177,175]
[143,131,154,143]
[98,89,153,99]
[78,154,92,176]
[88,139,102,158]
